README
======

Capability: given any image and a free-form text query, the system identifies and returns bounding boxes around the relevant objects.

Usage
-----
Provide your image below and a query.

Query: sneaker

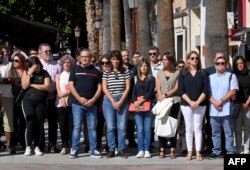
[91,150,102,159]
[209,153,223,159]
[24,146,32,156]
[34,147,43,156]
[118,150,128,159]
[144,151,151,158]
[106,151,115,158]
[243,149,249,154]
[69,149,78,159]
[136,151,144,158]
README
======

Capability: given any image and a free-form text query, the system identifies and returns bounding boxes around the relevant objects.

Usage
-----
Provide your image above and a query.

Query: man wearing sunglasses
[208,53,238,158]
[149,46,163,78]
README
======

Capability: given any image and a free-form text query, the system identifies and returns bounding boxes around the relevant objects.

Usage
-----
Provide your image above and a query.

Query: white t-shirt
[0,60,12,78]
[0,60,12,98]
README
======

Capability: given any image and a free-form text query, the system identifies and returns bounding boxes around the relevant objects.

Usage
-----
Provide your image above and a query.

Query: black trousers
[57,107,72,148]
[22,95,46,147]
[47,97,58,147]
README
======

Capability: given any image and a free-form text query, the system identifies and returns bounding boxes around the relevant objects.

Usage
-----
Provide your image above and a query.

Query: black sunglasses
[190,57,199,61]
[101,61,109,65]
[215,62,226,66]
[114,72,119,80]
[149,53,156,56]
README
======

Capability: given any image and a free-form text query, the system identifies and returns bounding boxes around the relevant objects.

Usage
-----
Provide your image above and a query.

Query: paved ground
[0,122,223,170]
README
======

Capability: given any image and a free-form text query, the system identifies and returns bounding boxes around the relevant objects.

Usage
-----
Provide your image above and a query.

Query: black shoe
[84,144,90,153]
[118,150,128,159]
[128,141,137,148]
[209,153,223,159]
[106,151,115,158]
[48,145,60,153]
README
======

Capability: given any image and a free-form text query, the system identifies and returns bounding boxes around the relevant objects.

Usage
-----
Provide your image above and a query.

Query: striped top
[102,69,131,95]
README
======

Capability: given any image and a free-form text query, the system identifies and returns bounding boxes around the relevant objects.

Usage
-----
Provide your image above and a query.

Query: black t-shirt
[236,70,250,103]
[25,69,50,97]
[69,64,101,105]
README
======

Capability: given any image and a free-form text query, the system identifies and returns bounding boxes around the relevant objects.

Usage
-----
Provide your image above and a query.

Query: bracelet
[165,93,168,98]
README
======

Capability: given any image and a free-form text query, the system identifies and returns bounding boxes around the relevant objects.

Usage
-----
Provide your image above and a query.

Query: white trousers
[180,105,206,152]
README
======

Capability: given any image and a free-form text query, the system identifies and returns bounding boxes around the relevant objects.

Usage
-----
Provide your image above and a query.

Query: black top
[132,76,156,102]
[127,63,137,99]
[178,70,209,106]
[235,70,250,103]
[69,64,101,105]
[25,69,50,97]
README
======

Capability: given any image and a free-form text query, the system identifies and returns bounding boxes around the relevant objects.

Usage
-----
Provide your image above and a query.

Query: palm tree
[156,0,175,55]
[205,0,228,67]
[110,0,121,50]
[123,0,132,54]
[138,0,152,57]
[102,0,111,54]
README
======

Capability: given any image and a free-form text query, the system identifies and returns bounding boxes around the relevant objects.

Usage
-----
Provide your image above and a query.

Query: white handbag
[154,116,178,138]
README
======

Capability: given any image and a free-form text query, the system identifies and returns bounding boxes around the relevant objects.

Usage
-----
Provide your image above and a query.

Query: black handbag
[15,89,26,106]
[229,73,241,119]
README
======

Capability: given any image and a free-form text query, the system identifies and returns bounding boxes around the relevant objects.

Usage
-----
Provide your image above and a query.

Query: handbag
[129,96,150,112]
[229,73,241,119]
[154,116,178,137]
[15,89,26,106]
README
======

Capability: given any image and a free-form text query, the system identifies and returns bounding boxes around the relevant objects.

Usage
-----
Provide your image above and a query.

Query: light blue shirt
[209,71,238,117]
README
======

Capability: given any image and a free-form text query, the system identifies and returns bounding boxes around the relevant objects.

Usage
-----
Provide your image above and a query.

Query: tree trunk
[85,0,95,51]
[110,0,121,50]
[123,0,132,54]
[103,0,111,54]
[156,0,175,55]
[205,0,228,67]
[138,0,152,57]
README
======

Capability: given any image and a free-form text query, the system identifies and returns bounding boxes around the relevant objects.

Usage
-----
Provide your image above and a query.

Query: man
[131,51,141,66]
[69,48,102,159]
[0,47,14,154]
[149,46,163,78]
[39,43,61,152]
[177,60,185,70]
[208,53,238,158]
[121,49,137,148]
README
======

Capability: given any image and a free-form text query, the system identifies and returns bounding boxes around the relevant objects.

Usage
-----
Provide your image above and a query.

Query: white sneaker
[24,146,32,156]
[136,151,144,158]
[34,147,43,156]
[144,151,151,158]
[243,149,249,154]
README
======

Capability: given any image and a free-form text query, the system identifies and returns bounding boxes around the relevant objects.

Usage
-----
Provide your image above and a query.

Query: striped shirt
[103,69,131,95]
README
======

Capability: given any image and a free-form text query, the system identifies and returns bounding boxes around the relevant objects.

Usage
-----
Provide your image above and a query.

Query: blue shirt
[209,71,239,117]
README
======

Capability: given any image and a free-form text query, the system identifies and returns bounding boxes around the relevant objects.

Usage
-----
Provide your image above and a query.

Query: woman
[8,52,27,151]
[55,54,74,155]
[156,52,180,159]
[232,56,250,154]
[132,57,155,158]
[96,54,110,150]
[102,50,131,158]
[21,56,50,156]
[178,51,208,161]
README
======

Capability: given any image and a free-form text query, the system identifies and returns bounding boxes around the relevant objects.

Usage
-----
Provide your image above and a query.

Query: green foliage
[0,0,76,34]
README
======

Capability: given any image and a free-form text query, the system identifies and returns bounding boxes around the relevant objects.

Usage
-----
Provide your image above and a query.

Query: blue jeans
[71,103,97,152]
[134,111,154,151]
[103,94,129,151]
[210,116,235,155]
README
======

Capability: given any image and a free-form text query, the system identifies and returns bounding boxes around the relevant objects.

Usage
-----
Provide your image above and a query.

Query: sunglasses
[190,57,199,61]
[114,72,119,80]
[149,53,156,56]
[91,60,96,63]
[215,62,226,66]
[101,61,109,65]
[12,59,20,63]
[178,65,185,69]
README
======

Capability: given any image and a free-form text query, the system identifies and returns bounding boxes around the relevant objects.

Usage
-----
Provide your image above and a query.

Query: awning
[0,13,61,51]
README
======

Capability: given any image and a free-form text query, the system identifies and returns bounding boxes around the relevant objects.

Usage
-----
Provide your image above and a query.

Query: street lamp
[74,25,81,49]
[94,17,102,56]
[128,0,139,53]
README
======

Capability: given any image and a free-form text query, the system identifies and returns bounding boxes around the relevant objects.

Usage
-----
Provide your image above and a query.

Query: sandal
[185,151,192,160]
[196,152,203,161]
[170,151,176,159]
[159,149,165,159]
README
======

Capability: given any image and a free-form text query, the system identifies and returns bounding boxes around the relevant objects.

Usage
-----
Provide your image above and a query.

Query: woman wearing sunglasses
[178,51,208,161]
[102,50,131,158]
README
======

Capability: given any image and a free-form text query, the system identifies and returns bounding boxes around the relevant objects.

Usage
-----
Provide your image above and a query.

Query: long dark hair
[27,56,43,70]
[233,55,247,75]
[109,50,125,73]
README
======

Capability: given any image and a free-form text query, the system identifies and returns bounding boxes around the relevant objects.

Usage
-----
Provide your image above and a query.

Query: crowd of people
[0,43,250,161]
